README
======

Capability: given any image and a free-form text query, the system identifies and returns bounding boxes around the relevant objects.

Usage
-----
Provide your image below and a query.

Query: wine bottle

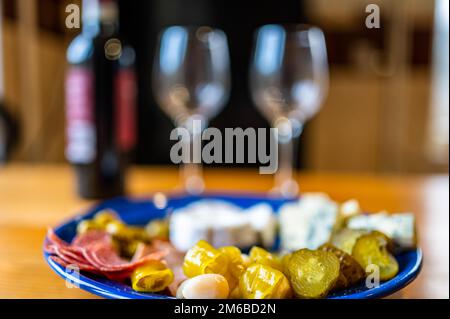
[0,0,17,164]
[65,0,136,199]
[0,0,6,164]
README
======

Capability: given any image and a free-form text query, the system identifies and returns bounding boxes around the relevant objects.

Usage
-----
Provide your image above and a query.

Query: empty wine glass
[250,24,329,197]
[153,26,231,194]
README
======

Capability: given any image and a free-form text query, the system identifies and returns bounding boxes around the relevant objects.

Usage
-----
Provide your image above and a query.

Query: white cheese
[246,203,278,248]
[169,200,276,252]
[340,199,361,218]
[279,193,338,251]
[347,212,416,249]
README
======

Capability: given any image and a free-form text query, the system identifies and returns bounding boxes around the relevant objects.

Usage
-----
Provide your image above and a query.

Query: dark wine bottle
[65,0,136,199]
[0,0,17,164]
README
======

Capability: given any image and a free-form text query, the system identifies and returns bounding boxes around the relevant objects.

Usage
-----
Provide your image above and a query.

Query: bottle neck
[0,0,5,99]
[82,0,100,36]
[82,0,119,36]
[99,0,119,35]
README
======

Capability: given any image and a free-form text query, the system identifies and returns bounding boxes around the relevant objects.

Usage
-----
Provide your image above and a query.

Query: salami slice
[54,246,92,266]
[44,243,57,254]
[46,228,169,283]
[49,256,102,274]
[83,242,167,272]
[131,242,155,262]
[72,230,112,248]
[46,228,71,247]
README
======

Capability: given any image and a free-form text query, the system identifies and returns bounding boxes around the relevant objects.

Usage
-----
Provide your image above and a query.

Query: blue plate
[44,193,422,299]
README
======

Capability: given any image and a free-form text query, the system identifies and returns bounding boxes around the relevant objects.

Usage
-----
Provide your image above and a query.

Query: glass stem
[275,137,293,187]
[181,116,204,194]
[182,161,203,194]
[274,121,299,197]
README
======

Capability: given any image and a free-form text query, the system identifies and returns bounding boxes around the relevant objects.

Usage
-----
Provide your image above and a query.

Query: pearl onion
[177,274,229,299]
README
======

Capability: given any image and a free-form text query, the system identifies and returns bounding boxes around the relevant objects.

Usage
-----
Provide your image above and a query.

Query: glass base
[270,179,299,198]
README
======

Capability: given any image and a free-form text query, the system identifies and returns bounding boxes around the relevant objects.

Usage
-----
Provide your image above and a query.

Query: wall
[1,0,446,173]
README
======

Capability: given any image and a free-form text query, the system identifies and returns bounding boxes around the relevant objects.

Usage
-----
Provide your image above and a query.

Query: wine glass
[250,24,329,197]
[153,26,231,194]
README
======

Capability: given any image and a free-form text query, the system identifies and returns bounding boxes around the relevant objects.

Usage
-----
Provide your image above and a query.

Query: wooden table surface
[0,164,448,299]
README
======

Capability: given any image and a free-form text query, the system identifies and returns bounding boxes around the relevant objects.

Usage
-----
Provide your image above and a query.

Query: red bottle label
[115,69,136,152]
[65,67,96,164]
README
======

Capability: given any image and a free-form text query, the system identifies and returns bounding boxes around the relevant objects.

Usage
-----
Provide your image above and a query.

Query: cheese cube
[347,212,416,250]
[279,193,338,251]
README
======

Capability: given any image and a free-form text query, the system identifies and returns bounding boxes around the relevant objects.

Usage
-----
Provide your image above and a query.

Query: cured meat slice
[72,230,112,248]
[103,270,134,281]
[46,228,169,283]
[149,240,186,296]
[51,244,79,261]
[46,228,71,247]
[45,242,97,271]
[81,243,127,270]
[131,242,155,262]
[49,256,102,274]
[83,242,167,272]
[168,265,186,297]
[44,243,57,254]
[54,246,93,267]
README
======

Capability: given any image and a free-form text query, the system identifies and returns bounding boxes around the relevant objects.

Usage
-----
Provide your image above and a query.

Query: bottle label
[115,69,136,152]
[65,67,96,164]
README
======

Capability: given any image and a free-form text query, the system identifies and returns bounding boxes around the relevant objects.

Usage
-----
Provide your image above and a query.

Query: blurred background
[0,0,448,174]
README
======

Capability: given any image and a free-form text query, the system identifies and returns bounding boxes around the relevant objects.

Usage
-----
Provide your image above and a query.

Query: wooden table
[0,164,448,299]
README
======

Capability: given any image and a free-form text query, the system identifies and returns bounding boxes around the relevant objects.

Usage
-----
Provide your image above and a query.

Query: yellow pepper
[239,264,292,299]
[105,220,148,242]
[218,246,247,291]
[77,210,119,235]
[76,220,102,234]
[182,240,229,278]
[131,261,174,292]
[219,246,246,278]
[93,210,118,227]
[145,218,169,240]
[249,247,283,271]
[229,286,242,299]
[280,252,292,275]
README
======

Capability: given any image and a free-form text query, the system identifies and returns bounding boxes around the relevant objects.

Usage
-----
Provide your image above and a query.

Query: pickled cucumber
[319,243,365,290]
[352,232,399,281]
[330,228,367,255]
[287,249,340,299]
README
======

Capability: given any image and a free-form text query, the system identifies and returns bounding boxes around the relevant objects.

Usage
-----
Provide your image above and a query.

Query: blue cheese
[347,212,416,249]
[279,193,338,251]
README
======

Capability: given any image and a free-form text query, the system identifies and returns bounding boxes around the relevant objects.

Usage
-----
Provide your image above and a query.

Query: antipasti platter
[44,193,422,299]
